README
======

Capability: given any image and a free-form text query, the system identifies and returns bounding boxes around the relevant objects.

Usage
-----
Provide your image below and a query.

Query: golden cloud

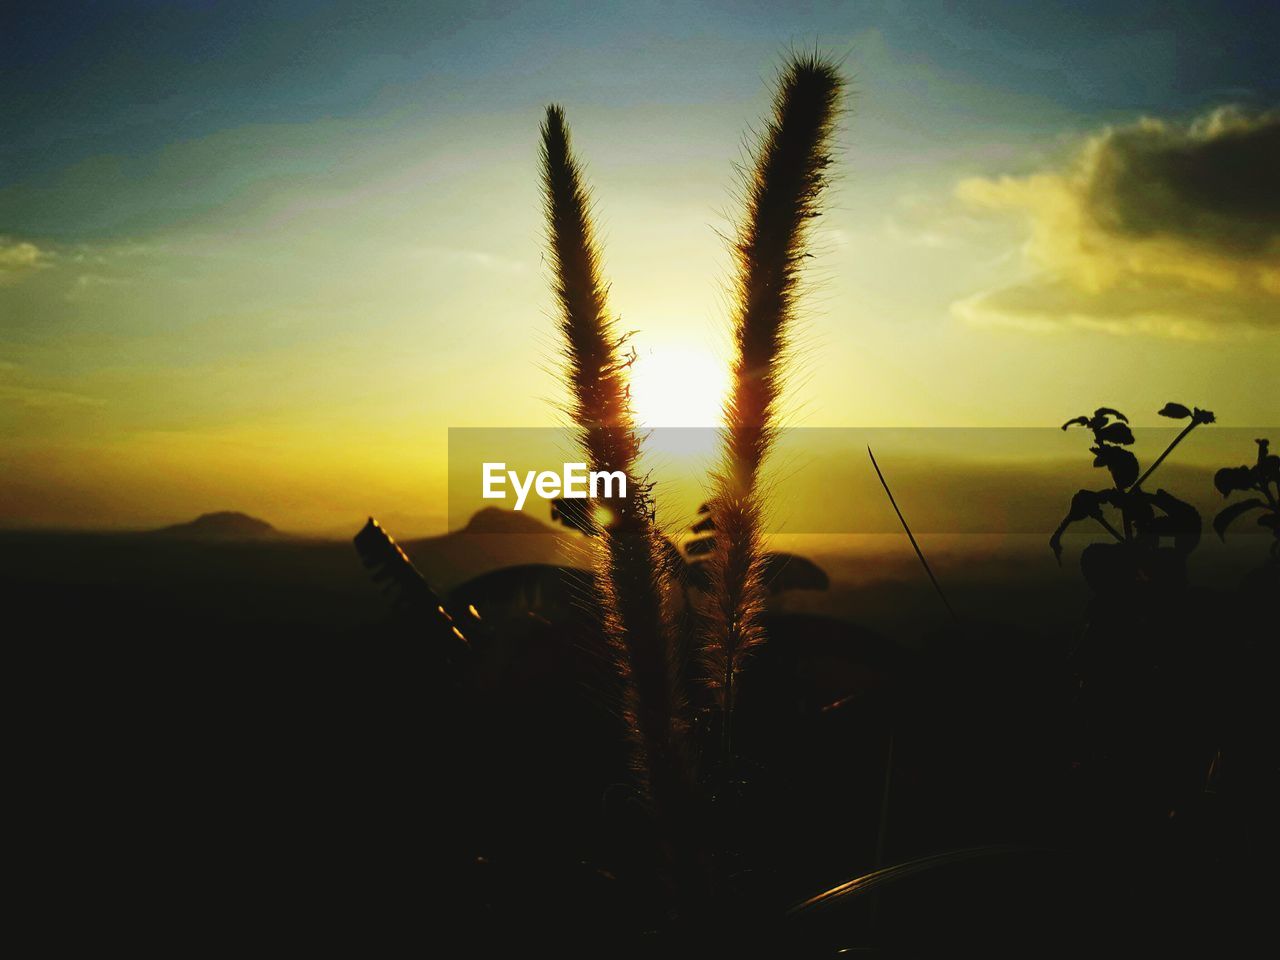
[0,239,48,284]
[955,107,1280,337]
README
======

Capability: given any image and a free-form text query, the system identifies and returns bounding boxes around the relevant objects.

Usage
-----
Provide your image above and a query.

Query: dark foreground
[5,529,1275,955]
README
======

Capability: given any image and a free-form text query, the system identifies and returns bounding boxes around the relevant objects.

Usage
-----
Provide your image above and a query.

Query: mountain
[401,507,590,589]
[152,511,281,541]
[461,506,558,535]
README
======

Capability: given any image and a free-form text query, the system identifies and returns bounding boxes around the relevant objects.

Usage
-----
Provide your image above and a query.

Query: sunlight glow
[628,345,730,428]
[592,504,616,530]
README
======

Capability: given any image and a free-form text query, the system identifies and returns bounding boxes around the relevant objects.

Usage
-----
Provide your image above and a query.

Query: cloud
[64,271,134,302]
[1084,109,1278,257]
[0,239,49,284]
[953,278,1271,341]
[407,245,530,275]
[954,107,1280,337]
[0,368,104,409]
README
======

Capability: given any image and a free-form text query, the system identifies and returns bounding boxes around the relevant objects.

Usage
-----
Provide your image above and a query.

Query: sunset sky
[2,1,1276,534]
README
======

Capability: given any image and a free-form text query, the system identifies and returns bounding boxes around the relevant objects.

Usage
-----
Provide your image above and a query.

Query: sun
[628,345,731,429]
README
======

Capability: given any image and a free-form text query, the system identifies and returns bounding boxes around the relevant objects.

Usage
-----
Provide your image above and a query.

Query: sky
[2,0,1277,534]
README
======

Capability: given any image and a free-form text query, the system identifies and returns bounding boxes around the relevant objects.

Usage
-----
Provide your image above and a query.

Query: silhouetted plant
[539,105,697,847]
[868,446,957,622]
[341,78,1271,949]
[1213,437,1280,559]
[338,48,1271,945]
[700,56,842,752]
[353,516,474,655]
[538,59,844,825]
[675,500,828,594]
[1050,403,1213,593]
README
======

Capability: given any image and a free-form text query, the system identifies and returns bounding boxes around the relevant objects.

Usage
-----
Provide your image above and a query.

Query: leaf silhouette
[1091,445,1139,489]
[1158,402,1192,419]
[690,514,716,534]
[1061,415,1090,431]
[1147,488,1201,554]
[1126,491,1156,536]
[1080,541,1137,594]
[1048,527,1066,563]
[787,845,1042,916]
[1093,407,1128,423]
[758,552,829,593]
[685,534,716,557]
[1214,499,1266,540]
[1097,422,1135,445]
[1066,489,1102,521]
[1193,407,1216,424]
[550,496,597,535]
[1214,466,1255,497]
[1050,490,1110,562]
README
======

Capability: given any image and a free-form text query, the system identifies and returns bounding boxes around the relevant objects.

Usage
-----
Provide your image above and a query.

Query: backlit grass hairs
[701,56,842,744]
[540,106,695,829]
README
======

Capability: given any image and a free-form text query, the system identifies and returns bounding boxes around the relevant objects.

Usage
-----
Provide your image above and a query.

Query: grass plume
[701,56,842,741]
[540,105,695,836]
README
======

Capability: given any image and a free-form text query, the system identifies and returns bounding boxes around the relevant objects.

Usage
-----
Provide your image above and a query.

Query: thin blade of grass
[867,446,958,623]
[787,844,1048,916]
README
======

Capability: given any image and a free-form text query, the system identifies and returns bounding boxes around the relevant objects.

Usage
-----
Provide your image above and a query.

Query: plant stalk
[1133,420,1200,491]
[868,446,958,623]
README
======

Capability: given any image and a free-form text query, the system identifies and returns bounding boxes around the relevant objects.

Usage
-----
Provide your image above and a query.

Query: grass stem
[868,446,958,623]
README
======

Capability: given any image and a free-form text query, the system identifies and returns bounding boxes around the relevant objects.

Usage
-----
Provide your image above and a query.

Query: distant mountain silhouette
[153,511,281,541]
[462,506,557,535]
[402,507,590,589]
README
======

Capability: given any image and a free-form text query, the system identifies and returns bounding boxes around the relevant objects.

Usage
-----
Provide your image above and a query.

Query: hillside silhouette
[152,511,281,541]
[0,507,593,641]
[403,506,592,589]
